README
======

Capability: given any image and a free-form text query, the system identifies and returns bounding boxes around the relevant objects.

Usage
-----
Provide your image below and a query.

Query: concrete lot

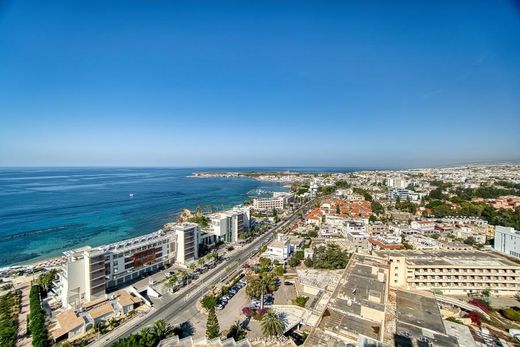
[274,281,297,306]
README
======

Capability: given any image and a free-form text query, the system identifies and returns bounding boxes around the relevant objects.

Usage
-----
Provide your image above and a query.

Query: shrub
[0,291,20,347]
[273,265,284,276]
[242,306,254,318]
[502,307,520,322]
[253,308,268,321]
[467,311,484,326]
[469,298,491,313]
[287,257,301,267]
[294,296,309,307]
[201,295,218,310]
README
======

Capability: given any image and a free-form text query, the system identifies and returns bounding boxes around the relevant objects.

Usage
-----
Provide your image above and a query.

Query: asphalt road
[93,199,313,346]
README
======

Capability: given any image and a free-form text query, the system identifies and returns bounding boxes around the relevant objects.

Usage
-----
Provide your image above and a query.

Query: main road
[91,198,315,346]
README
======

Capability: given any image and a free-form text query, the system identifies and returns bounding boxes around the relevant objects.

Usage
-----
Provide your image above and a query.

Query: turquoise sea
[0,167,293,267]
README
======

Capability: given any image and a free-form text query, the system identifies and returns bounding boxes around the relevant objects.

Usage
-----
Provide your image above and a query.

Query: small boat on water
[129,193,134,197]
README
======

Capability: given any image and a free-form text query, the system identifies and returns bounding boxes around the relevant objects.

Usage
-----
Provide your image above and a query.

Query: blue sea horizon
[0,167,367,267]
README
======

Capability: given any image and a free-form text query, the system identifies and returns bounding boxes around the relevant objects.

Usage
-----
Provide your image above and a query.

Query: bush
[287,257,301,268]
[469,298,491,313]
[253,308,268,321]
[294,296,309,307]
[242,306,254,318]
[307,230,318,238]
[446,316,463,324]
[0,291,20,347]
[273,265,284,276]
[467,311,484,326]
[201,295,218,310]
[502,307,520,322]
[304,257,313,267]
[29,285,49,347]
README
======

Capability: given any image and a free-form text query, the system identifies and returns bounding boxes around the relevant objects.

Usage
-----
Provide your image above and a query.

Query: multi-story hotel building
[252,192,293,210]
[494,225,520,259]
[376,250,520,296]
[58,223,199,308]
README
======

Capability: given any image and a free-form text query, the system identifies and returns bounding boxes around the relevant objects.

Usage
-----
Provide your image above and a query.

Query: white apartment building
[385,177,408,189]
[263,234,291,261]
[253,192,293,210]
[172,223,199,265]
[345,230,370,250]
[389,188,422,202]
[494,226,520,259]
[208,207,249,243]
[378,250,520,296]
[59,247,106,309]
[58,224,199,308]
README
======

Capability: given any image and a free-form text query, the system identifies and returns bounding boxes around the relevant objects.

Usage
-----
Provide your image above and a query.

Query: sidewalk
[16,282,32,347]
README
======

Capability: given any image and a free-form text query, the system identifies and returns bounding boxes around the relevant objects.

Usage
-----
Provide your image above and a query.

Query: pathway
[16,282,32,347]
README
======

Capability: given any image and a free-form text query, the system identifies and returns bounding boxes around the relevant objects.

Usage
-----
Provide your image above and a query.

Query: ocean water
[0,167,290,267]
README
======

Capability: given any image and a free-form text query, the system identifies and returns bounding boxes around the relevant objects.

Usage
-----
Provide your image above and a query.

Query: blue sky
[0,1,519,168]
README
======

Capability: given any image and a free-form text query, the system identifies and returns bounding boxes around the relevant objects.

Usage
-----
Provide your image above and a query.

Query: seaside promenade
[15,282,32,347]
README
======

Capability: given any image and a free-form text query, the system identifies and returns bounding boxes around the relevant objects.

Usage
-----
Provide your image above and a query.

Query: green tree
[246,273,277,309]
[287,257,301,268]
[152,319,173,340]
[226,321,246,341]
[371,201,385,215]
[206,307,220,339]
[167,274,178,289]
[312,244,350,269]
[304,256,313,268]
[201,295,218,310]
[37,269,58,294]
[464,236,476,246]
[260,311,286,337]
[273,265,284,276]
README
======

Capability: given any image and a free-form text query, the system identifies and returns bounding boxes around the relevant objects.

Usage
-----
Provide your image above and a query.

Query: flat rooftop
[394,290,459,347]
[375,250,520,267]
[309,254,388,344]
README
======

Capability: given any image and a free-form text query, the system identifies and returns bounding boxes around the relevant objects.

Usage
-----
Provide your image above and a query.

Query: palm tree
[152,319,173,340]
[167,274,178,289]
[226,320,246,341]
[246,273,277,308]
[139,327,157,346]
[198,257,205,267]
[189,262,197,271]
[260,311,285,337]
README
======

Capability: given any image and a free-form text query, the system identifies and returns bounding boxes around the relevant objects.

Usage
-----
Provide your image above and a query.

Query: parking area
[216,280,250,329]
[274,280,297,305]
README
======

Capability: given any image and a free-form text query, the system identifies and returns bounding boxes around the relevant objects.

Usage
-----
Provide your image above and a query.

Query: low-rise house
[263,234,291,261]
[115,290,143,314]
[89,303,114,324]
[50,309,89,342]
